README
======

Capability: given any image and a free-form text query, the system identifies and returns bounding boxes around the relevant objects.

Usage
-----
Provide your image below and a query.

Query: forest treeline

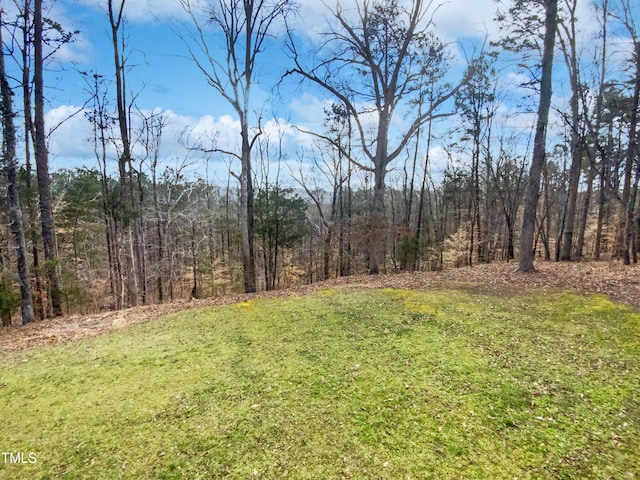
[1,0,639,325]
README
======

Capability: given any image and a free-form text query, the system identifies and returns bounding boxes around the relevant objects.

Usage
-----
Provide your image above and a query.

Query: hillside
[1,261,639,351]
[1,281,638,479]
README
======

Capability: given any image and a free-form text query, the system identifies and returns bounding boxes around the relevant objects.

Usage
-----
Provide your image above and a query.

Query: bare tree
[108,0,133,305]
[517,0,559,272]
[455,52,498,266]
[612,0,640,265]
[1,10,36,325]
[498,0,558,272]
[84,71,123,308]
[16,0,45,319]
[556,0,588,261]
[33,0,62,315]
[107,0,145,305]
[177,0,294,293]
[3,0,76,319]
[286,0,469,274]
[140,111,168,302]
[489,135,528,261]
[294,150,337,281]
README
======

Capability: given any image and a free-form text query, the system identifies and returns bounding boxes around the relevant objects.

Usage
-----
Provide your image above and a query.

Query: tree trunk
[136,172,147,304]
[19,0,45,321]
[369,114,390,275]
[34,0,62,316]
[507,216,516,261]
[370,160,386,274]
[323,227,332,280]
[240,120,257,293]
[401,122,420,271]
[626,164,640,265]
[341,129,353,277]
[109,0,138,306]
[623,42,640,265]
[518,0,558,272]
[575,159,594,260]
[340,157,353,277]
[559,134,582,261]
[191,223,198,298]
[592,0,609,261]
[152,165,164,303]
[1,16,36,325]
[558,0,583,262]
[594,167,606,260]
[415,117,434,269]
[635,216,640,264]
[470,134,482,265]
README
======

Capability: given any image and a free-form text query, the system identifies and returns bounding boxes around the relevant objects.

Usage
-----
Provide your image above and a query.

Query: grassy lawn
[0,288,638,479]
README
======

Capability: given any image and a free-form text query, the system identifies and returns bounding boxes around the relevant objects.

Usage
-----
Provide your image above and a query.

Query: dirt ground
[1,261,638,351]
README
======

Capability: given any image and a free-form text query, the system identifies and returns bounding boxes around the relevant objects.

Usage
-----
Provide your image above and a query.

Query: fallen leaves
[1,260,638,352]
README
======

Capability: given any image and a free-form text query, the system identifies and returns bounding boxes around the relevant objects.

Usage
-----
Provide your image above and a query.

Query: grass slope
[0,288,638,479]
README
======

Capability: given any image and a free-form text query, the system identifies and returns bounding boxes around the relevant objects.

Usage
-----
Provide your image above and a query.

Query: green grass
[1,288,639,479]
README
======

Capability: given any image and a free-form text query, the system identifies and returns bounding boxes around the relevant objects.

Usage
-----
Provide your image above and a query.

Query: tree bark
[575,160,594,259]
[20,0,45,321]
[1,13,36,325]
[240,120,257,293]
[623,41,640,265]
[34,0,62,316]
[591,0,609,261]
[518,0,559,272]
[108,0,139,306]
[558,0,583,262]
[370,141,388,274]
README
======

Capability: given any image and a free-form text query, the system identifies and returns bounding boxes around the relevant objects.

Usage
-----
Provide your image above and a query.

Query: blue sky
[4,0,636,186]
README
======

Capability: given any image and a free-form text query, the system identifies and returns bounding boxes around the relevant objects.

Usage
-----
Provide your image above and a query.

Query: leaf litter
[1,261,638,351]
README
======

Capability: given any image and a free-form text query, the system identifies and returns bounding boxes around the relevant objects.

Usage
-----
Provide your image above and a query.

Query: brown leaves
[1,261,638,351]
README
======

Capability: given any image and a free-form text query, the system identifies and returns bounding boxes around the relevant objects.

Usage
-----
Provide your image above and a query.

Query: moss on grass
[0,289,638,479]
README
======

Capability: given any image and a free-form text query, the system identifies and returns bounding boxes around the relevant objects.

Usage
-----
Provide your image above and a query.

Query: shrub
[0,276,20,327]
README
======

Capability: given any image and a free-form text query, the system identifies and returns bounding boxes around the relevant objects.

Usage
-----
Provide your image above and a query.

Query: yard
[1,280,638,478]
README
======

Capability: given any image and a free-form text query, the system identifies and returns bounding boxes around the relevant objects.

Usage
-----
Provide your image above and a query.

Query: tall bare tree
[492,0,561,271]
[33,0,62,315]
[455,52,497,265]
[556,0,585,261]
[613,0,640,265]
[517,0,559,272]
[13,0,42,320]
[286,0,469,274]
[178,0,294,293]
[1,10,36,325]
[4,0,75,319]
[108,0,143,306]
[577,0,609,260]
[83,71,124,308]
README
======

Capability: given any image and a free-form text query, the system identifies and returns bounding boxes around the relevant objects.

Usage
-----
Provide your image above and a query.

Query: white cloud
[423,145,459,183]
[51,32,92,64]
[494,103,536,133]
[46,105,94,160]
[74,0,190,23]
[0,2,91,65]
[46,105,241,174]
[289,93,332,127]
[430,0,501,41]
[291,0,500,44]
[46,105,312,182]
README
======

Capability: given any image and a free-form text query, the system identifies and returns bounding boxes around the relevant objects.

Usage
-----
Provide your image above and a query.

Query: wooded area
[1,0,639,324]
